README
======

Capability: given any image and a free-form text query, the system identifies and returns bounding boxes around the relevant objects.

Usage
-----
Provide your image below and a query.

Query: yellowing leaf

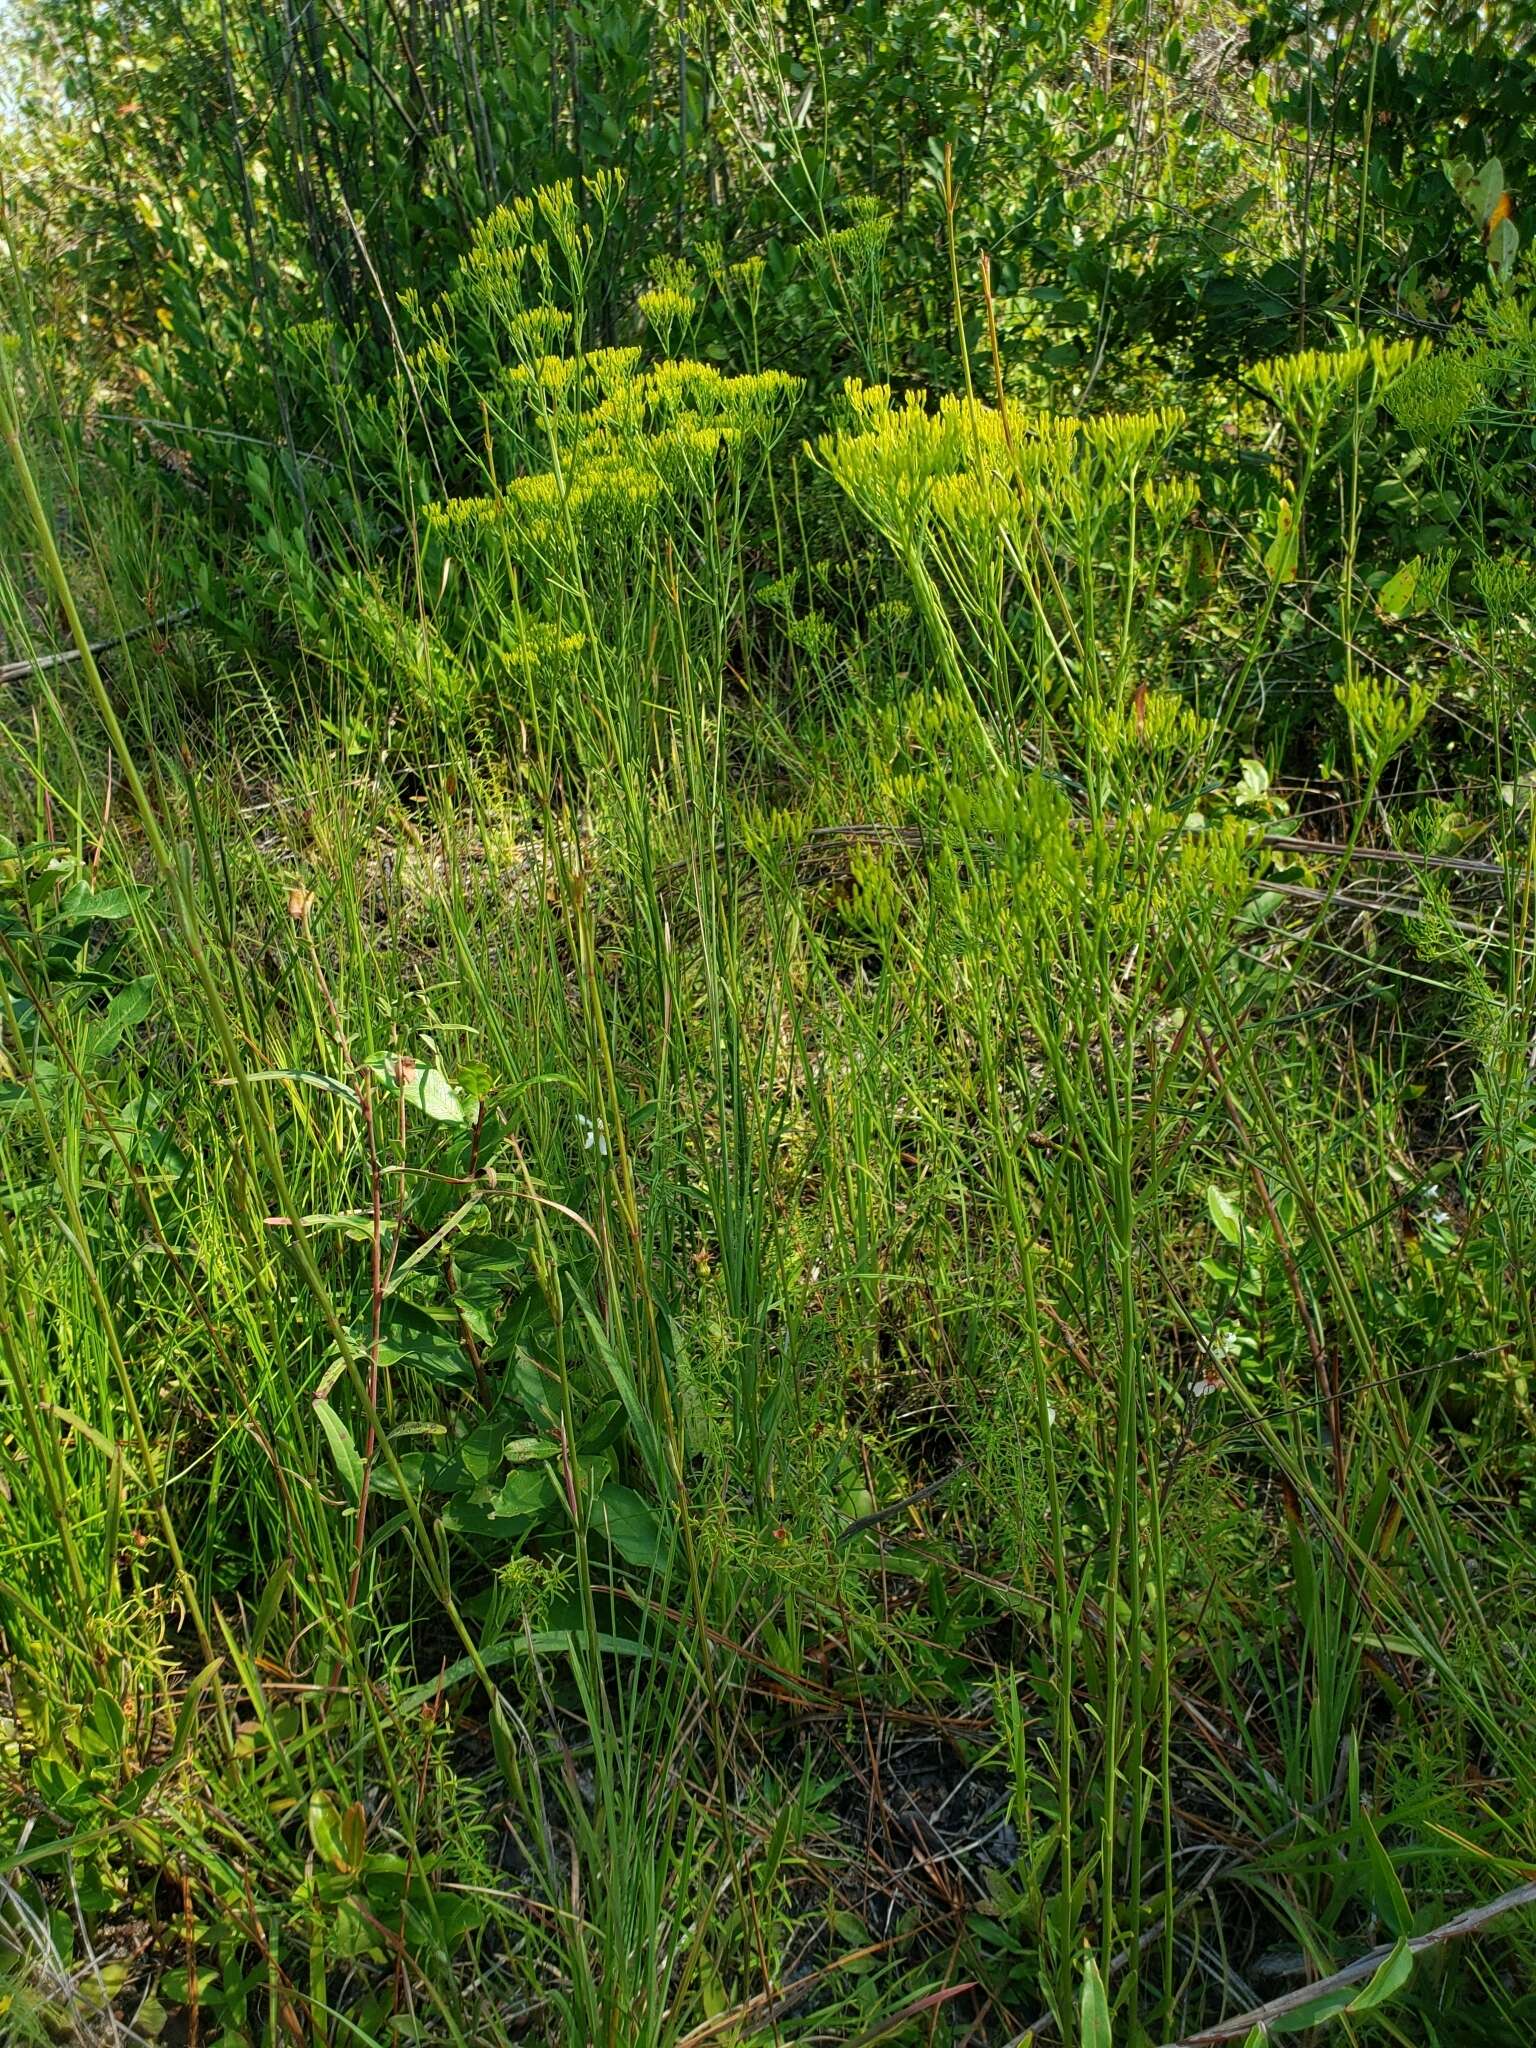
[1264,495,1299,582]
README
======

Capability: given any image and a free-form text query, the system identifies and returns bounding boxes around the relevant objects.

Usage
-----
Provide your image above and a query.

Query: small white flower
[577,1113,610,1158]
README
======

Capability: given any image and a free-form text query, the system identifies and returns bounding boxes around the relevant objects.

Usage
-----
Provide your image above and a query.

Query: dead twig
[0,605,197,683]
[1158,1878,1536,2046]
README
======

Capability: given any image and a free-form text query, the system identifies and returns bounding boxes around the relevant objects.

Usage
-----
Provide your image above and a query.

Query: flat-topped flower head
[1080,405,1186,470]
[1246,337,1422,435]
[498,621,587,683]
[811,199,894,280]
[507,305,573,357]
[638,286,698,354]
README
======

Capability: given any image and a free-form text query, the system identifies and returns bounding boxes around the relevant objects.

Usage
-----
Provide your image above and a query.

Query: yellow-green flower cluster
[738,801,809,859]
[290,317,340,356]
[815,380,1187,553]
[812,202,894,277]
[425,349,802,566]
[784,610,837,658]
[507,305,572,353]
[814,385,967,548]
[931,469,1017,557]
[1246,337,1421,433]
[1141,476,1200,527]
[757,570,799,610]
[1084,688,1213,761]
[811,195,897,286]
[700,243,765,311]
[497,621,588,682]
[457,234,545,327]
[409,335,452,373]
[949,769,1079,891]
[423,460,663,558]
[468,173,622,272]
[450,176,625,345]
[648,253,699,298]
[501,344,645,415]
[637,287,698,345]
[1336,675,1432,771]
[636,260,704,345]
[723,253,767,316]
[1144,816,1251,930]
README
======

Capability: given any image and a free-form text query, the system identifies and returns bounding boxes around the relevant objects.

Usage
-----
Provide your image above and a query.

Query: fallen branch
[0,605,197,684]
[1261,832,1506,879]
[1158,1878,1536,2046]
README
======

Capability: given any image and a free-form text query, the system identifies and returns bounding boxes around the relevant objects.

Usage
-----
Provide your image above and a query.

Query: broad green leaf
[314,1398,364,1500]
[1206,1185,1245,1245]
[1234,757,1270,806]
[1443,156,1474,200]
[307,1789,346,1869]
[594,1483,664,1570]
[441,1496,522,1537]
[504,1435,562,1464]
[1271,1984,1359,2033]
[1358,1804,1412,1939]
[307,1789,364,1873]
[58,882,136,922]
[1271,1941,1412,2032]
[339,1799,367,1875]
[89,975,153,1061]
[1472,158,1504,223]
[375,1301,471,1383]
[160,1967,219,2005]
[1346,1937,1413,2013]
[491,1465,559,1519]
[577,1398,628,1454]
[1377,557,1424,617]
[410,1065,466,1122]
[365,1054,465,1122]
[133,1991,169,2039]
[1079,1956,1113,2048]
[455,1421,509,1482]
[1378,552,1450,619]
[512,1349,561,1424]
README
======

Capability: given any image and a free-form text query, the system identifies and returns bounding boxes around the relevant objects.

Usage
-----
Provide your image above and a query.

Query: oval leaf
[593,1483,664,1570]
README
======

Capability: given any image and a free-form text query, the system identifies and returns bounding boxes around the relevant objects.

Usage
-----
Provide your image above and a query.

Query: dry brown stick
[1157,1878,1536,2046]
[0,604,196,683]
[1261,832,1506,879]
